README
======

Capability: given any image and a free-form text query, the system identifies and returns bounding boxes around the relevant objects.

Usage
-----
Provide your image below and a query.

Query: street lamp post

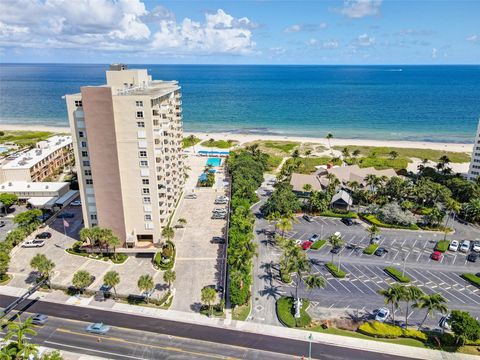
[308,333,313,360]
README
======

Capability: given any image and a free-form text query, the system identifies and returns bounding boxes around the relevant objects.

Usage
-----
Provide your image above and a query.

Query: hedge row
[319,210,358,219]
[363,244,378,255]
[461,273,480,288]
[434,240,450,253]
[325,263,346,278]
[154,241,176,270]
[384,267,411,283]
[359,321,427,341]
[360,214,420,230]
[311,240,326,250]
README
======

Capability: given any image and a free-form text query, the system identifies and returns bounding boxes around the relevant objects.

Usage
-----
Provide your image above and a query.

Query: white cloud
[340,0,382,18]
[151,9,256,55]
[466,34,479,44]
[307,38,339,49]
[431,48,438,58]
[269,47,286,55]
[284,23,328,33]
[395,29,434,37]
[352,33,375,47]
[284,24,302,33]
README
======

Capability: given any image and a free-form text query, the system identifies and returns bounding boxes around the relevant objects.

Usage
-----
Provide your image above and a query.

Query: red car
[431,250,443,261]
[302,241,313,250]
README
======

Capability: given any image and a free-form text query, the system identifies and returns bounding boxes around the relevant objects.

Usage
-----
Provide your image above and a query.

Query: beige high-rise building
[65,64,184,248]
[468,119,480,181]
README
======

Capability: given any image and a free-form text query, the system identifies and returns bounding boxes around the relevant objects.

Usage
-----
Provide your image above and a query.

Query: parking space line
[331,278,352,293]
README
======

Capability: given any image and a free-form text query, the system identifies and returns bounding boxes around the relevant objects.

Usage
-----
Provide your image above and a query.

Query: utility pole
[308,333,313,360]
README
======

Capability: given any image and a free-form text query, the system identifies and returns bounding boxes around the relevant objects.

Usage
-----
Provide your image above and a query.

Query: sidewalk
[0,284,476,360]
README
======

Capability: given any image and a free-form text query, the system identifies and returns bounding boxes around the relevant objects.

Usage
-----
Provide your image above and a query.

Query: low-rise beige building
[0,135,73,183]
[65,64,184,248]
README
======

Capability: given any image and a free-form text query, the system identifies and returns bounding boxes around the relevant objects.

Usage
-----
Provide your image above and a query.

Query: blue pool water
[206,158,221,167]
[0,146,8,153]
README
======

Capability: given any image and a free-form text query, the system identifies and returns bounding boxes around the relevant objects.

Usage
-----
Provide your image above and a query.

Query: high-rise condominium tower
[65,64,184,248]
[468,119,480,181]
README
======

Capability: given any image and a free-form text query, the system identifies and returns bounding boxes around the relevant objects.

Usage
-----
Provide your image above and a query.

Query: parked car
[309,234,320,242]
[476,272,480,277]
[185,194,197,199]
[295,239,303,245]
[22,239,45,248]
[460,240,471,253]
[341,217,354,226]
[211,236,226,244]
[374,247,389,257]
[215,195,229,201]
[86,322,110,335]
[449,240,459,252]
[214,199,228,204]
[70,200,81,206]
[303,214,313,222]
[472,241,480,253]
[0,221,5,227]
[370,235,382,245]
[374,307,390,322]
[35,232,52,239]
[467,252,479,263]
[331,246,342,254]
[302,241,313,250]
[212,208,227,214]
[211,213,226,220]
[431,250,443,261]
[30,314,48,325]
[57,212,74,219]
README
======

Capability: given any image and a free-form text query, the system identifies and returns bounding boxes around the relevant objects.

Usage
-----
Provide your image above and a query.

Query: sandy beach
[0,123,473,154]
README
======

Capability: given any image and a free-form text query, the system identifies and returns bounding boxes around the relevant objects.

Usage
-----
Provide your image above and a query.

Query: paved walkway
[0,284,475,360]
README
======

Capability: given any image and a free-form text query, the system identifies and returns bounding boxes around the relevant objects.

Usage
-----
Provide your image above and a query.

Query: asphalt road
[0,295,413,360]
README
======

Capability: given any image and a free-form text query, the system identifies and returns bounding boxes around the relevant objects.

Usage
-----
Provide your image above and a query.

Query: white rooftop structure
[2,135,72,170]
[0,181,68,193]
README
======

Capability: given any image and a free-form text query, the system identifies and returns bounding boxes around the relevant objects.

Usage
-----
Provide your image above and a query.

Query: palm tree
[5,317,38,356]
[138,274,155,303]
[443,198,461,240]
[305,275,327,290]
[163,269,176,291]
[103,270,120,298]
[291,149,300,159]
[366,225,380,240]
[326,133,333,154]
[162,226,175,242]
[402,286,424,328]
[327,233,344,267]
[305,149,312,156]
[177,218,187,228]
[201,286,217,317]
[72,270,92,294]
[378,284,403,324]
[364,174,380,193]
[351,149,361,164]
[106,233,121,259]
[341,147,350,159]
[30,254,55,285]
[266,211,281,234]
[389,150,399,160]
[413,293,448,330]
[187,134,197,153]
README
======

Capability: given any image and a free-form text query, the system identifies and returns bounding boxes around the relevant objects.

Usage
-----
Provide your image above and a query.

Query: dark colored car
[303,214,313,222]
[0,221,5,227]
[467,252,479,263]
[341,218,354,226]
[36,232,52,239]
[211,236,226,244]
[374,247,389,257]
[57,212,74,219]
[330,246,342,254]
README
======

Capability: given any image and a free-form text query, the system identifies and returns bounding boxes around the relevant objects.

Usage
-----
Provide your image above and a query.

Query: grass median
[311,240,326,250]
[363,244,378,255]
[461,273,480,288]
[325,263,346,278]
[385,267,411,283]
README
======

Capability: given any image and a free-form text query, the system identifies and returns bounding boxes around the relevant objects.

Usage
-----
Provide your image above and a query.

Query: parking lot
[170,154,228,312]
[274,215,480,326]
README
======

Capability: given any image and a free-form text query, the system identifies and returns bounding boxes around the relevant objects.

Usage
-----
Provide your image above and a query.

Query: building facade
[0,136,73,183]
[468,119,480,181]
[65,65,184,248]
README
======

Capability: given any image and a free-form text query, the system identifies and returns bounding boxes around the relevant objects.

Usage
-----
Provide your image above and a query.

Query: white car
[71,200,81,206]
[449,240,459,252]
[185,194,197,199]
[472,241,480,253]
[460,240,471,253]
[22,239,45,248]
[374,307,390,322]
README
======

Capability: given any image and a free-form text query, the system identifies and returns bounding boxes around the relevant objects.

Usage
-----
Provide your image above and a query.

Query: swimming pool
[0,146,8,153]
[206,158,221,167]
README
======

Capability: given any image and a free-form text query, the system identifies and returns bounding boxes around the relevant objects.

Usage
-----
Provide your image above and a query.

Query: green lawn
[182,135,201,148]
[357,156,409,171]
[276,297,311,327]
[284,157,342,174]
[263,140,300,153]
[266,154,284,171]
[200,139,238,149]
[0,130,55,147]
[334,145,470,163]
[232,301,251,321]
[363,244,378,255]
[311,240,326,250]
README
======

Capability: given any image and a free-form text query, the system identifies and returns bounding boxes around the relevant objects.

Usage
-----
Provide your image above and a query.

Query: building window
[140,160,148,167]
[142,179,149,185]
[137,121,145,128]
[136,111,144,119]
[139,151,147,157]
[81,141,87,148]
[136,101,143,107]
[142,188,150,195]
[86,179,93,185]
[81,151,88,157]
[84,170,92,176]
[83,160,90,166]
[90,214,97,220]
[75,100,83,107]
[144,214,152,221]
[155,139,160,145]
[143,197,151,204]
[79,131,84,138]
[153,119,159,126]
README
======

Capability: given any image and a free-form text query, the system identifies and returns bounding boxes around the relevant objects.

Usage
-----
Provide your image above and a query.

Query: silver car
[30,314,48,325]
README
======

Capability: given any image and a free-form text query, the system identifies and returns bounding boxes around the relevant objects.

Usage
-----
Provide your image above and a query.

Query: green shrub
[276,296,311,328]
[182,136,201,148]
[311,240,326,250]
[461,273,480,287]
[361,214,420,230]
[201,139,238,149]
[363,244,378,255]
[435,240,450,253]
[325,263,346,278]
[403,329,428,342]
[200,304,225,317]
[385,267,411,283]
[359,321,427,341]
[154,241,176,270]
[319,210,358,218]
[284,157,342,174]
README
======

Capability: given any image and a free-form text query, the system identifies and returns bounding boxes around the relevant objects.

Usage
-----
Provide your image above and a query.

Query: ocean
[0,63,479,143]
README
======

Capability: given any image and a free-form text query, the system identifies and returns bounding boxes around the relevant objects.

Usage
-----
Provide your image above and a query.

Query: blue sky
[0,0,479,64]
